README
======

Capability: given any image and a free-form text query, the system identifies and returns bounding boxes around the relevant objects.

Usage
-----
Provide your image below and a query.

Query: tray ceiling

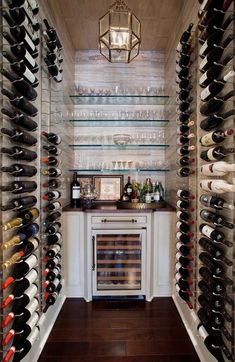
[44,0,183,51]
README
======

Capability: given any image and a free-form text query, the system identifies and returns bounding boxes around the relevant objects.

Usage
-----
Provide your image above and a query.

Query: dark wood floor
[39,297,200,362]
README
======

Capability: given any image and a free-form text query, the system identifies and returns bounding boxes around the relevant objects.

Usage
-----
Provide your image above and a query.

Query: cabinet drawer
[91,216,147,224]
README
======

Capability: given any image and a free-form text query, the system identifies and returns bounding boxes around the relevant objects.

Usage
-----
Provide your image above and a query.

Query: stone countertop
[62,202,175,213]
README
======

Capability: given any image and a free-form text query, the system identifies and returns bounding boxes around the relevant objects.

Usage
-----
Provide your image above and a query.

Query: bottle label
[176,232,182,240]
[49,245,61,255]
[154,192,160,201]
[201,224,213,238]
[199,71,208,86]
[200,132,214,146]
[72,186,80,199]
[24,32,36,52]
[24,254,38,270]
[175,283,180,292]
[26,269,38,284]
[29,237,39,250]
[199,41,208,57]
[198,325,208,341]
[24,49,36,67]
[25,283,38,300]
[145,194,152,203]
[27,326,39,345]
[176,222,182,229]
[26,312,39,330]
[50,277,60,291]
[176,211,182,219]
[23,66,36,84]
[199,55,207,71]
[206,148,216,161]
[175,262,182,271]
[200,86,211,101]
[26,298,39,315]
[175,272,181,282]
[127,187,132,194]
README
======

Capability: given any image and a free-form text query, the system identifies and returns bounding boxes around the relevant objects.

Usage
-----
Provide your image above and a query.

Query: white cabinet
[152,211,175,297]
[62,211,85,297]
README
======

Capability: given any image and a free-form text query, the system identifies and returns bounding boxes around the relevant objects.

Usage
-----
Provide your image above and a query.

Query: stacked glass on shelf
[0,1,41,361]
[42,18,63,83]
[41,132,63,312]
[197,0,234,360]
[175,23,196,309]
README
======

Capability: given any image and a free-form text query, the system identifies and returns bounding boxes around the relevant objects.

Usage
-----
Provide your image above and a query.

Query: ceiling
[46,0,183,51]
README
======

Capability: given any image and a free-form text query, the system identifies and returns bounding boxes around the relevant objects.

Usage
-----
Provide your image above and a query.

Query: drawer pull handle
[101,219,137,223]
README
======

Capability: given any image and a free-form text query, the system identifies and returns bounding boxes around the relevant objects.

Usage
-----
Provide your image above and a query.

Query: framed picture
[93,175,123,201]
[76,175,93,189]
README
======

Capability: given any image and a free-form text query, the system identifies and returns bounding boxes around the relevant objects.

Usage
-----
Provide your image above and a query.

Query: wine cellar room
[0,0,235,361]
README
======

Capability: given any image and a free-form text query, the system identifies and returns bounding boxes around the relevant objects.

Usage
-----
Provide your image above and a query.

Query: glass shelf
[69,169,170,173]
[69,95,169,106]
[69,120,169,127]
[69,144,169,149]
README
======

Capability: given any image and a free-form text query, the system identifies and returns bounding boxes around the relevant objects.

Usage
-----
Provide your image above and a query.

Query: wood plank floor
[39,297,200,362]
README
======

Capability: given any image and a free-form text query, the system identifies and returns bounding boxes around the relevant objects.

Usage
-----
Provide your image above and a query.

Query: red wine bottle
[1,107,38,131]
[10,24,37,55]
[199,13,234,43]
[0,181,37,194]
[44,57,63,83]
[176,231,192,244]
[199,267,226,294]
[2,297,39,328]
[176,221,191,233]
[45,222,61,235]
[2,88,38,116]
[9,4,40,31]
[197,307,224,331]
[175,273,193,291]
[199,238,233,266]
[1,282,38,309]
[176,252,193,266]
[47,232,62,246]
[43,190,61,201]
[199,194,234,211]
[176,211,194,223]
[1,195,37,211]
[177,189,195,200]
[41,156,60,166]
[199,53,233,87]
[200,108,235,131]
[200,90,235,116]
[177,167,195,177]
[176,242,193,257]
[199,223,232,247]
[178,23,193,45]
[200,70,235,102]
[177,121,194,134]
[1,254,38,290]
[177,145,195,155]
[44,265,61,281]
[44,282,62,305]
[198,7,225,32]
[200,209,234,229]
[198,0,223,18]
[200,146,235,162]
[43,18,62,48]
[1,163,37,177]
[44,275,62,293]
[42,167,62,177]
[70,171,81,208]
[0,68,37,101]
[198,280,225,310]
[1,127,37,146]
[43,201,61,212]
[175,283,193,308]
[43,211,62,225]
[199,252,226,278]
[175,262,192,278]
[45,254,61,269]
[43,144,61,155]
[45,244,61,258]
[42,179,61,189]
[42,131,61,145]
[200,129,234,146]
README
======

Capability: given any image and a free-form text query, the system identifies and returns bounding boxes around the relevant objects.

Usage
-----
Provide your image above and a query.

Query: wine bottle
[198,280,225,310]
[1,163,37,177]
[176,53,191,68]
[176,242,193,257]
[44,265,61,281]
[177,167,195,177]
[177,121,194,134]
[2,51,39,86]
[175,283,193,308]
[0,181,37,194]
[176,232,192,244]
[16,236,39,256]
[43,190,61,201]
[200,209,234,229]
[200,194,234,211]
[2,30,38,62]
[70,172,81,207]
[176,200,190,209]
[199,238,233,266]
[200,179,235,194]
[1,254,37,290]
[44,275,62,293]
[176,210,193,222]
[1,282,38,309]
[41,156,60,166]
[176,77,192,90]
[198,0,223,17]
[201,70,235,101]
[0,68,37,101]
[176,112,192,124]
[2,297,39,328]
[199,252,226,277]
[9,2,40,30]
[199,267,226,295]
[176,66,190,79]
[200,109,235,131]
[43,181,61,191]
[2,88,38,116]
[200,90,235,116]
[43,145,61,155]
[178,23,193,45]
[1,107,38,131]
[177,189,195,200]
[1,223,39,250]
[43,18,62,48]
[177,99,193,113]
[175,273,193,291]
[177,89,190,102]
[177,133,195,145]
[47,232,62,246]
[43,211,61,224]
[199,12,234,43]
[45,254,61,269]
[42,167,62,177]
[199,53,233,87]
[10,24,37,55]
[44,57,63,83]
[42,131,61,145]
[176,221,192,233]
[175,262,192,278]
[45,244,61,258]
[199,223,232,247]
[198,307,224,331]
[176,252,193,266]
[43,201,61,212]
[45,222,61,235]
[200,129,234,146]
[2,269,38,308]
[200,146,235,162]
[198,7,225,32]
[1,127,37,146]
[44,282,62,306]
[1,196,37,211]
[201,161,235,176]
[3,326,40,362]
[177,145,195,155]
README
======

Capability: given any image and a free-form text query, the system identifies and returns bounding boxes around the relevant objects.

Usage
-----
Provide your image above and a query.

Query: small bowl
[113,134,131,146]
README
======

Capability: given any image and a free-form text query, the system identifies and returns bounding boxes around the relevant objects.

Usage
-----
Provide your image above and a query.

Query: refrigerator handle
[92,235,95,271]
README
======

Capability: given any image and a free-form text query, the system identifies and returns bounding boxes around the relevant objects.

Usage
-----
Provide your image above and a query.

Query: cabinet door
[92,229,146,296]
[62,212,85,297]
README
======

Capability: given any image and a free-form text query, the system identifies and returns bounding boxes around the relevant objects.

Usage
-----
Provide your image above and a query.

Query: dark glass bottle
[1,127,37,146]
[2,88,38,116]
[42,131,61,145]
[199,238,233,266]
[1,107,38,131]
[1,163,37,177]
[70,172,81,208]
[199,194,234,211]
[199,223,232,247]
[1,195,37,211]
[200,146,235,162]
[200,109,235,131]
[200,209,234,229]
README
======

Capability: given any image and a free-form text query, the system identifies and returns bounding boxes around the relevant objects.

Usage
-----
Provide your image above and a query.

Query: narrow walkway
[39,298,200,362]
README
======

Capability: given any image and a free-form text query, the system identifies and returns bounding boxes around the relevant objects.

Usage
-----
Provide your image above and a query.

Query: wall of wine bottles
[166,0,235,361]
[0,0,75,361]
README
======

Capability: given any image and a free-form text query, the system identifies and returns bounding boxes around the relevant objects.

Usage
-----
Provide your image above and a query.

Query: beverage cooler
[92,230,146,296]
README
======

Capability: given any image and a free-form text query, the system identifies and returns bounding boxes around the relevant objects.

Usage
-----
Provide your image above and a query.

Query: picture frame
[75,175,93,189]
[92,175,123,201]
